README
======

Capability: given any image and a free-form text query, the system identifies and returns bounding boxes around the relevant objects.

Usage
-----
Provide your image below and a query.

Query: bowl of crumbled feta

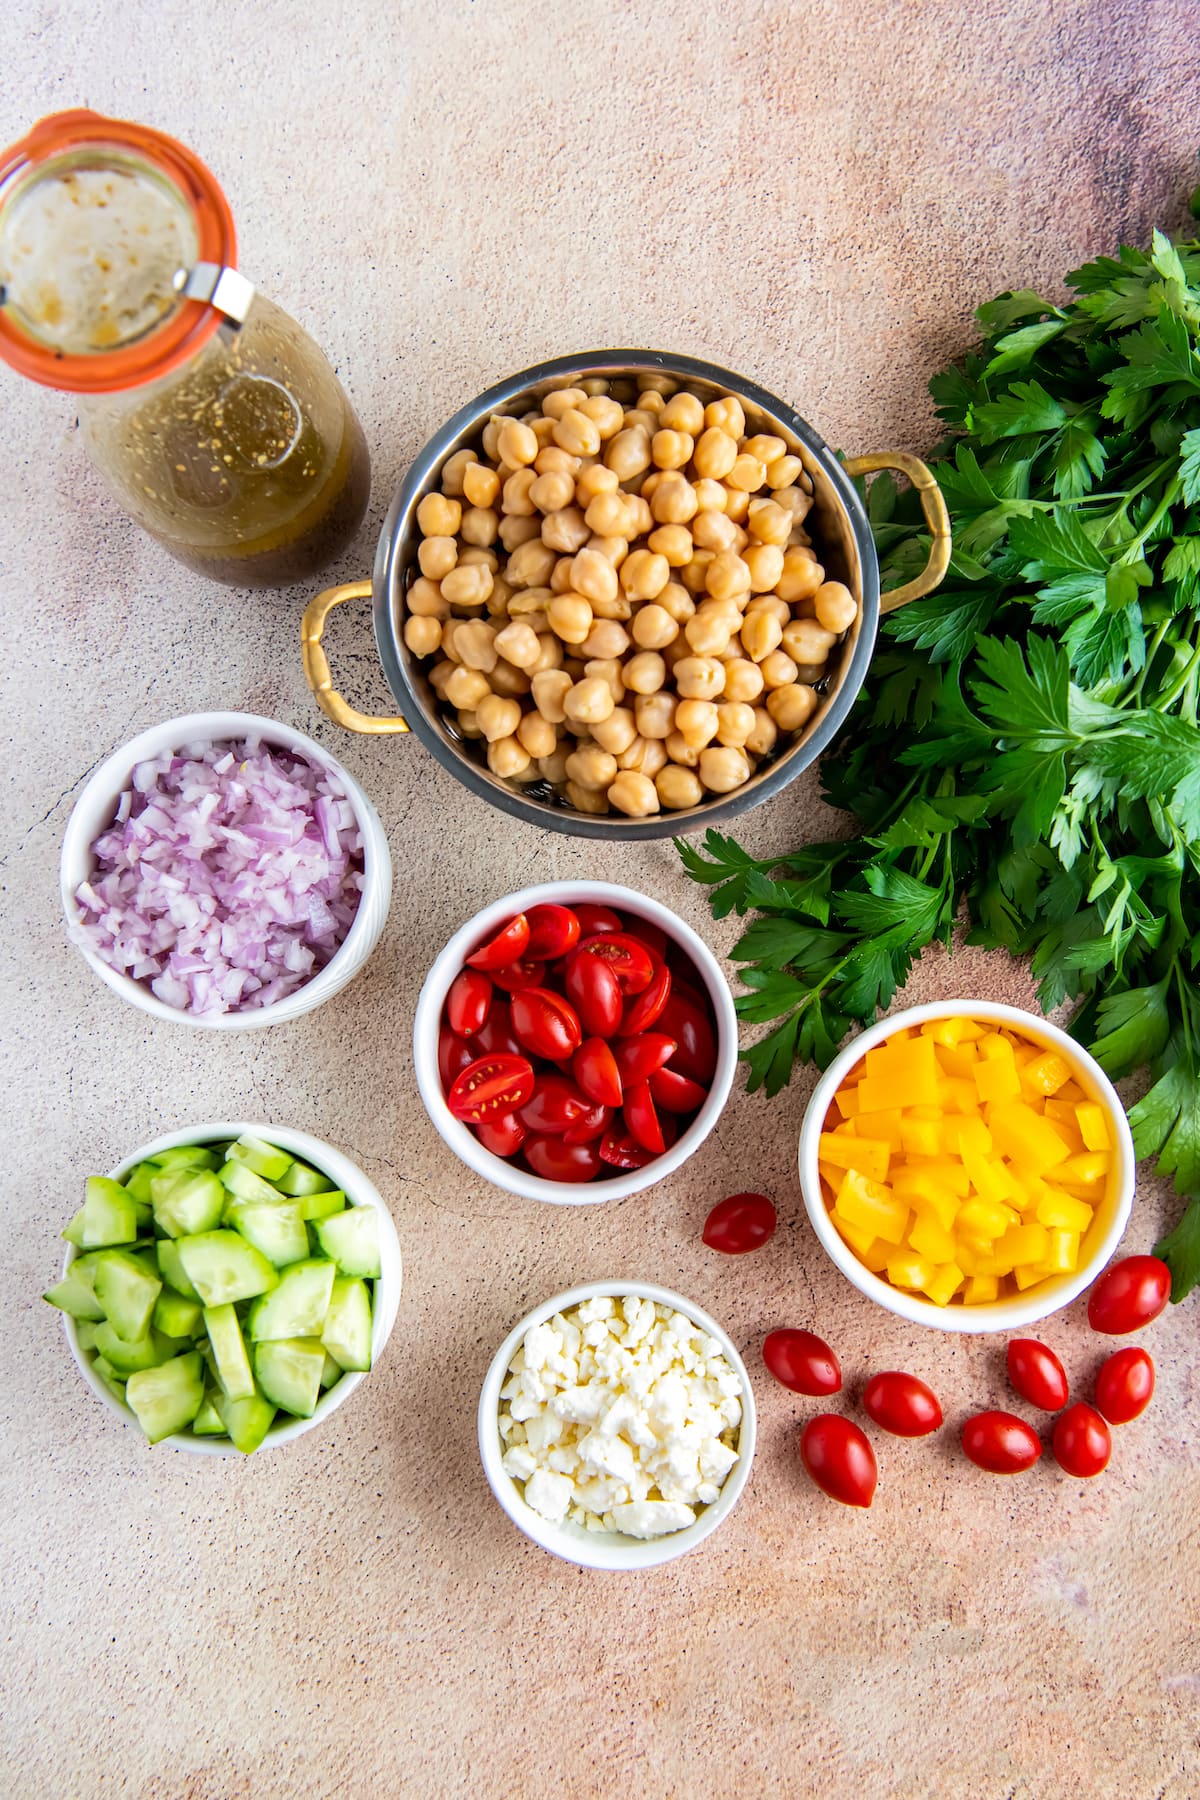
[478,1281,756,1568]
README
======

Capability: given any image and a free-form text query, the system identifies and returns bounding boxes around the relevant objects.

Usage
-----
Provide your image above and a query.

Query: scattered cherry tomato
[614,1032,677,1087]
[647,1066,706,1114]
[524,903,580,960]
[564,950,624,1038]
[618,959,672,1036]
[702,1192,777,1254]
[446,1054,535,1125]
[1052,1402,1111,1477]
[1087,1256,1171,1334]
[800,1415,877,1508]
[577,933,655,995]
[659,987,717,1085]
[863,1371,943,1437]
[446,968,492,1037]
[1006,1339,1069,1412]
[437,1027,474,1090]
[474,1112,527,1158]
[473,1000,522,1059]
[510,987,582,1061]
[598,1128,656,1169]
[572,903,622,937]
[1093,1346,1154,1424]
[961,1411,1042,1474]
[762,1329,841,1396]
[516,1075,590,1135]
[490,957,547,993]
[562,1101,612,1144]
[623,1081,666,1154]
[465,913,531,970]
[572,1038,623,1108]
[524,1134,603,1182]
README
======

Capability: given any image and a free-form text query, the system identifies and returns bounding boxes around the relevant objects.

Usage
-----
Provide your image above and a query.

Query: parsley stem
[1118,475,1181,561]
[1150,637,1200,712]
[1128,616,1173,702]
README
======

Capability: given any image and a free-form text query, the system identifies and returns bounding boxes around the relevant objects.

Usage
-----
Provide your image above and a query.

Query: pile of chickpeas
[402,376,858,818]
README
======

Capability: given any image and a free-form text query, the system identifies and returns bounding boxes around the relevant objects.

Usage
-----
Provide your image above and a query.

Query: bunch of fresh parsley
[678,228,1200,1299]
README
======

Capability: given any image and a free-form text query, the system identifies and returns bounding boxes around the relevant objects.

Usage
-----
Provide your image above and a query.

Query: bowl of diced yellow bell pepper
[798,1001,1135,1333]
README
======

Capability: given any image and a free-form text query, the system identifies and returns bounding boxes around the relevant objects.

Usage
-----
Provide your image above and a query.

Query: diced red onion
[72,736,365,1016]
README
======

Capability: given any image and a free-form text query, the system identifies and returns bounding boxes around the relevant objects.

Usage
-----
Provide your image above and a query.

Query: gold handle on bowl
[842,451,951,615]
[301,580,411,735]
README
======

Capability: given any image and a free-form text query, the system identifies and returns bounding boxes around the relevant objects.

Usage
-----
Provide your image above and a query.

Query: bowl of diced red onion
[60,713,392,1028]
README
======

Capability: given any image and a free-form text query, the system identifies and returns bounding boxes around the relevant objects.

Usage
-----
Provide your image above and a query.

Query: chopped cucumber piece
[192,1392,228,1436]
[227,1134,293,1182]
[43,1272,106,1322]
[219,1160,283,1205]
[156,1238,201,1301]
[313,1207,380,1279]
[274,1158,335,1198]
[92,1250,163,1341]
[225,1199,310,1269]
[177,1232,278,1307]
[91,1355,127,1403]
[126,1351,204,1444]
[203,1303,256,1401]
[254,1337,325,1418]
[76,1320,99,1351]
[93,1322,175,1374]
[297,1188,346,1222]
[123,1162,157,1205]
[247,1260,335,1341]
[321,1276,373,1372]
[63,1177,139,1249]
[151,1145,221,1171]
[153,1291,202,1338]
[320,1351,343,1389]
[151,1168,225,1238]
[215,1390,276,1454]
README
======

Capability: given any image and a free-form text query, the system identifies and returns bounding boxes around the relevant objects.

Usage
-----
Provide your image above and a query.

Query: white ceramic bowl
[60,711,392,1030]
[413,880,737,1205]
[477,1280,756,1569]
[61,1121,402,1454]
[798,1000,1136,1334]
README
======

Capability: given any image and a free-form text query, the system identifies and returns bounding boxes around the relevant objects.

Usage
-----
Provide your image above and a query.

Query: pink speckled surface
[2,4,1199,1796]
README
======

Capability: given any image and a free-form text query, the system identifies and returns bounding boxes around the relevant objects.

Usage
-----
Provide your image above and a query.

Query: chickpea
[724,487,750,524]
[487,735,532,779]
[551,408,601,457]
[608,771,660,817]
[454,619,499,671]
[440,564,493,609]
[491,660,532,697]
[473,693,520,743]
[745,706,778,757]
[580,394,625,438]
[643,472,693,526]
[575,464,620,506]
[775,485,814,527]
[545,592,592,645]
[746,497,791,547]
[531,668,573,722]
[664,729,701,768]
[635,691,677,739]
[768,454,804,491]
[542,387,588,420]
[404,615,442,657]
[741,435,785,467]
[538,746,572,785]
[744,542,785,592]
[565,780,610,815]
[692,476,727,512]
[651,428,694,471]
[760,649,799,689]
[776,547,825,601]
[656,763,704,810]
[692,509,739,553]
[674,698,720,749]
[693,426,738,480]
[456,709,483,739]
[581,619,630,660]
[563,676,616,726]
[589,591,633,621]
[625,496,654,538]
[565,745,619,790]
[624,650,667,695]
[674,655,725,701]
[417,493,461,538]
[617,735,668,778]
[646,523,693,567]
[704,395,746,437]
[418,535,457,581]
[741,610,783,663]
[440,448,477,496]
[685,604,736,657]
[494,620,542,670]
[636,388,667,416]
[528,468,575,515]
[766,683,819,732]
[620,549,670,600]
[725,453,767,494]
[517,711,558,759]
[584,489,632,538]
[782,618,837,664]
[632,603,679,650]
[591,705,638,754]
[570,546,620,606]
[663,635,693,674]
[407,576,449,619]
[530,415,556,448]
[699,744,751,794]
[681,551,715,595]
[542,506,590,553]
[745,592,790,626]
[488,577,514,619]
[501,468,538,516]
[497,419,538,468]
[443,665,491,710]
[656,582,695,624]
[459,545,498,572]
[505,538,557,590]
[461,462,500,509]
[498,514,541,551]
[659,391,705,435]
[705,551,752,602]
[427,659,455,696]
[605,427,652,481]
[532,632,564,674]
[508,584,552,617]
[584,657,625,703]
[587,534,630,568]
[623,408,658,434]
[715,700,756,748]
[813,580,858,634]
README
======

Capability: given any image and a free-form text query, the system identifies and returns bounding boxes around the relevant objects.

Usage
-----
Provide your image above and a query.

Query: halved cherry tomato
[466,913,531,971]
[517,1076,590,1135]
[1087,1255,1171,1334]
[438,1028,475,1090]
[1007,1339,1069,1412]
[577,933,655,995]
[659,988,717,1085]
[961,1411,1042,1473]
[474,1112,527,1158]
[474,999,522,1059]
[563,1101,612,1144]
[800,1415,877,1508]
[510,987,582,1061]
[564,950,623,1038]
[573,1039,623,1108]
[446,968,493,1037]
[623,1081,665,1153]
[649,1065,708,1113]
[524,903,581,960]
[614,1032,677,1087]
[863,1371,943,1437]
[618,958,672,1037]
[1052,1402,1111,1477]
[446,1054,535,1124]
[702,1192,776,1254]
[524,1134,602,1182]
[1093,1346,1154,1424]
[763,1329,841,1396]
[625,919,669,961]
[573,903,622,937]
[491,957,547,993]
[598,1128,656,1169]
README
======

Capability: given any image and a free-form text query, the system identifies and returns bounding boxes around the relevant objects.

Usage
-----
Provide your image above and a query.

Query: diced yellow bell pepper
[832,1084,860,1119]
[935,1041,980,1080]
[1075,1101,1110,1152]
[909,1213,958,1264]
[921,1016,984,1046]
[886,1251,934,1289]
[1043,1099,1086,1151]
[973,1056,1022,1105]
[1022,1051,1073,1097]
[962,1274,1000,1304]
[1057,1079,1085,1102]
[858,1034,940,1111]
[834,1170,910,1245]
[1044,1228,1081,1272]
[923,1262,965,1306]
[1034,1190,1094,1232]
[988,1101,1072,1173]
[899,1117,942,1157]
[942,1114,993,1159]
[997,1222,1050,1266]
[1056,1151,1110,1187]
[830,1206,880,1260]
[855,1109,905,1150]
[961,1147,1019,1207]
[859,1238,892,1273]
[819,1133,891,1182]
[1014,1263,1052,1291]
[894,1156,971,1197]
[957,1197,1019,1241]
[938,1076,982,1115]
[908,1181,959,1232]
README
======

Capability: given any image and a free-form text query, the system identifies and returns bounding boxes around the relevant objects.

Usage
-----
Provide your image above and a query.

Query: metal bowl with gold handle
[301,351,949,840]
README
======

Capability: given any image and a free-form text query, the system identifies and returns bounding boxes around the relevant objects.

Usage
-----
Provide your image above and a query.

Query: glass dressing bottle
[0,110,370,586]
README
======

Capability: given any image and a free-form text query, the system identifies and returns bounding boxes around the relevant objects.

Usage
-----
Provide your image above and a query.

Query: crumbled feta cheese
[610,1500,696,1539]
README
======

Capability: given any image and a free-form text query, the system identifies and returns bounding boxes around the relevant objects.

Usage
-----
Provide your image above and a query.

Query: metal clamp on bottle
[177,262,255,326]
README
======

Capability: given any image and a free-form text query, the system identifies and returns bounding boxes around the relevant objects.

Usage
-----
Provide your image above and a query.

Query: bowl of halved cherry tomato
[413,881,737,1203]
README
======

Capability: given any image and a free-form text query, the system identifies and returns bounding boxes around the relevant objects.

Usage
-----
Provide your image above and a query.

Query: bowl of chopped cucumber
[46,1123,402,1454]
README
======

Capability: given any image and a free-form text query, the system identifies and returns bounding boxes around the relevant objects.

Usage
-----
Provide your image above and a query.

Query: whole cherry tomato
[1007,1339,1069,1411]
[648,1066,708,1113]
[564,950,624,1038]
[563,1101,612,1144]
[618,959,672,1036]
[516,1075,590,1135]
[577,933,655,995]
[524,1134,603,1182]
[573,1038,623,1108]
[473,999,523,1059]
[598,1128,656,1169]
[623,1081,666,1154]
[524,903,580,960]
[659,987,717,1085]
[1093,1347,1154,1424]
[446,968,493,1037]
[763,1329,842,1396]
[1052,1402,1111,1477]
[572,903,622,937]
[1087,1256,1171,1334]
[702,1192,777,1254]
[491,957,547,993]
[863,1371,943,1437]
[438,1027,475,1090]
[465,913,531,970]
[474,1112,527,1158]
[446,1054,535,1124]
[614,1032,677,1087]
[961,1411,1042,1473]
[800,1415,877,1508]
[510,987,582,1061]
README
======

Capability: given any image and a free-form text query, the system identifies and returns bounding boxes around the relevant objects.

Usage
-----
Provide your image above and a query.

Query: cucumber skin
[203,1303,256,1402]
[275,1159,336,1199]
[227,1135,293,1182]
[254,1338,325,1418]
[215,1392,277,1454]
[43,1274,106,1322]
[156,1239,201,1302]
[321,1277,373,1373]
